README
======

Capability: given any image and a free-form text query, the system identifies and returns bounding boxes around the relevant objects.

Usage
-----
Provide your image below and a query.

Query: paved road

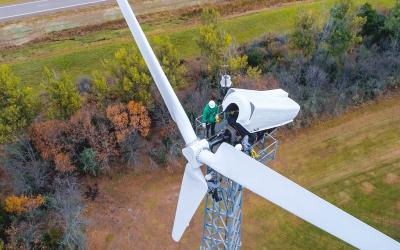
[0,0,110,21]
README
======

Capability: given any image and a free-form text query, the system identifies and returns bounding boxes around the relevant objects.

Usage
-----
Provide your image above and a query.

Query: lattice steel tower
[197,128,278,249]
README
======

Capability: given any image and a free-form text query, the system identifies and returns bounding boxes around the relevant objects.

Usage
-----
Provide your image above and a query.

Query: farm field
[85,94,400,249]
[1,0,396,86]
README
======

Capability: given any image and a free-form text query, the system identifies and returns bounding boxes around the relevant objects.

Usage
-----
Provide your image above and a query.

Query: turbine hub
[182,139,209,168]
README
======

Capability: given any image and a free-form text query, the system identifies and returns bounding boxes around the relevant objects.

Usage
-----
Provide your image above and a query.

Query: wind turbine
[115,0,400,249]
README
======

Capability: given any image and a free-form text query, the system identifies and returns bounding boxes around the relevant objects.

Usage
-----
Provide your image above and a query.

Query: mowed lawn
[86,95,400,249]
[1,0,396,86]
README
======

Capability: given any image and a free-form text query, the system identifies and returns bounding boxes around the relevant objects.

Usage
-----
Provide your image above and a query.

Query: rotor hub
[182,139,209,168]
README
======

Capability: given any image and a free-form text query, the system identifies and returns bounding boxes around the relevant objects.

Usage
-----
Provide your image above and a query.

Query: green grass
[1,0,397,86]
[242,97,400,249]
[0,0,23,5]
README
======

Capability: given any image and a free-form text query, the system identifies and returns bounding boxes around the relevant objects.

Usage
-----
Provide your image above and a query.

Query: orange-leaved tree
[69,108,118,172]
[127,101,151,137]
[29,120,74,172]
[106,101,151,143]
[4,195,45,214]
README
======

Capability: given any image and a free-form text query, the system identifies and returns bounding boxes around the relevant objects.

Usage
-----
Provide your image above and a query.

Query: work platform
[195,106,278,164]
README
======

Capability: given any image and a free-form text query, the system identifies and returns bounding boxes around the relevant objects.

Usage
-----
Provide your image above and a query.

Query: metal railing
[250,130,278,163]
[194,109,279,163]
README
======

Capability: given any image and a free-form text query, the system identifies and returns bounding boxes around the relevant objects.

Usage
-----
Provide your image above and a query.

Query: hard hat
[209,100,216,109]
[234,144,243,151]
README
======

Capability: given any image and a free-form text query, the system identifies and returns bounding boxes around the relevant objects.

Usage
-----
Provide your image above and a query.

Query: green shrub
[79,148,99,176]
[246,47,265,67]
[0,202,11,245]
[149,146,168,166]
[357,3,386,46]
[41,228,62,249]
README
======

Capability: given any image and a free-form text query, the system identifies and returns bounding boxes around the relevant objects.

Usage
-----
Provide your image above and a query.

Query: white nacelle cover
[222,88,300,133]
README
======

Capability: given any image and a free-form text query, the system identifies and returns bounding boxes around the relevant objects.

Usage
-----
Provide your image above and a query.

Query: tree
[197,8,232,76]
[2,139,51,195]
[79,148,99,176]
[104,46,152,104]
[357,3,386,46]
[106,101,151,142]
[51,176,86,250]
[127,101,151,137]
[289,11,319,57]
[227,55,248,76]
[29,120,75,173]
[54,153,75,173]
[325,1,366,56]
[153,37,186,89]
[41,67,82,120]
[4,195,44,214]
[246,66,262,81]
[385,1,400,48]
[91,70,110,108]
[68,107,118,172]
[0,202,11,244]
[0,65,36,143]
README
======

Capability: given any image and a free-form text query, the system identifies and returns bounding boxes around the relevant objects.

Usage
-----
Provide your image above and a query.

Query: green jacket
[202,104,218,124]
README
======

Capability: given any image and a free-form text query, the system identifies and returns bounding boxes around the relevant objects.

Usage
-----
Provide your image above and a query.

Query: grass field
[1,0,396,86]
[243,95,400,249]
[85,94,400,249]
[0,0,23,5]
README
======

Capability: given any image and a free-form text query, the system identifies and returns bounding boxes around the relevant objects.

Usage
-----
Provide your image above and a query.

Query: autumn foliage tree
[29,106,119,173]
[4,195,44,214]
[106,101,151,142]
[68,108,118,172]
[29,120,74,173]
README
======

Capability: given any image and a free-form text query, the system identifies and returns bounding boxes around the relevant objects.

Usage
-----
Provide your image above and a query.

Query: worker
[202,100,219,138]
[241,135,252,155]
[205,171,221,202]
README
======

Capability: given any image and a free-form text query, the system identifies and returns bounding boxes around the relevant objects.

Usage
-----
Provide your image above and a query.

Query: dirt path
[85,94,400,249]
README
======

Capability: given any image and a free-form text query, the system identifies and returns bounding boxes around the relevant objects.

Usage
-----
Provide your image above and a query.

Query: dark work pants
[206,122,216,138]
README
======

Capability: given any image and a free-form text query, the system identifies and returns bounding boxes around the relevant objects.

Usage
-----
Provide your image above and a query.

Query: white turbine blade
[199,143,400,250]
[116,0,197,145]
[172,163,208,242]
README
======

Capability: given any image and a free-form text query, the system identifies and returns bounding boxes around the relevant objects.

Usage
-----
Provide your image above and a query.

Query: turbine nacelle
[222,88,300,133]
